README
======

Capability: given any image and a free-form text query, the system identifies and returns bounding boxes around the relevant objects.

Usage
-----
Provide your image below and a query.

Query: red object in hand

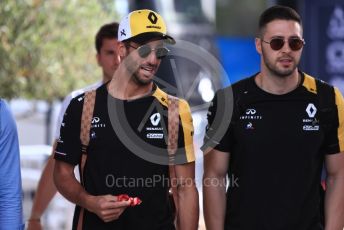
[117,194,130,201]
[117,194,142,206]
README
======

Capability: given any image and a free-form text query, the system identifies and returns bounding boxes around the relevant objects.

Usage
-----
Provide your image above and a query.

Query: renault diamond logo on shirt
[246,109,256,115]
[302,103,319,131]
[150,113,161,126]
[306,103,317,118]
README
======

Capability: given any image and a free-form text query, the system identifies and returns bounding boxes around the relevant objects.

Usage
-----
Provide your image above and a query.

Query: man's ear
[255,37,262,55]
[118,42,127,58]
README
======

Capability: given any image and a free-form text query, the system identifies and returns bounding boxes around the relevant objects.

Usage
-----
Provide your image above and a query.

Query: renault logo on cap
[148,12,158,24]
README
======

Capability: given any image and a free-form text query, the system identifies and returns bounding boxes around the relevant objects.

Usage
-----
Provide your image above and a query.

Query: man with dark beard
[53,9,199,230]
[203,5,344,230]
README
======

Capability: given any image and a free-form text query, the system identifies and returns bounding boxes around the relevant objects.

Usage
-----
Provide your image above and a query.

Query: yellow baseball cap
[118,9,175,44]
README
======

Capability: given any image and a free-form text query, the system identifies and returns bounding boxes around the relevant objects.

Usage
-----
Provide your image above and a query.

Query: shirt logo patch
[240,108,263,120]
[303,125,320,131]
[144,112,164,139]
[302,103,319,131]
[92,117,100,124]
[246,108,256,115]
[245,122,255,130]
[91,131,97,139]
[91,116,106,128]
[146,133,164,139]
[150,113,161,126]
[306,103,317,118]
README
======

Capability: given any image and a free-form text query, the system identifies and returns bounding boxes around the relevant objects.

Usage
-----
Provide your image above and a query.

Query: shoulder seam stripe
[302,73,317,94]
[334,87,344,152]
[179,100,195,162]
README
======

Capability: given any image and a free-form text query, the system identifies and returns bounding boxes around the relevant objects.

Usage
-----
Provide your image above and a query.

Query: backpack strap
[167,94,180,223]
[167,95,179,161]
[315,79,337,136]
[77,90,96,230]
[315,79,337,227]
[79,90,97,181]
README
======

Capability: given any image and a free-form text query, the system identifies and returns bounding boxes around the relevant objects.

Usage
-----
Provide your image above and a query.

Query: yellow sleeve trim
[153,86,195,162]
[334,87,344,152]
[302,73,317,94]
[178,99,195,162]
[152,86,168,107]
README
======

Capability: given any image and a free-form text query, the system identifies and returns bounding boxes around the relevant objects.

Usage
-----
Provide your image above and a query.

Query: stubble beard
[262,48,299,78]
[132,71,154,86]
[123,57,153,86]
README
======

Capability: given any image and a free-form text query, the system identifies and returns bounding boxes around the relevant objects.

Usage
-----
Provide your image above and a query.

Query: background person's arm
[203,149,229,230]
[28,93,74,229]
[175,162,199,230]
[27,145,57,230]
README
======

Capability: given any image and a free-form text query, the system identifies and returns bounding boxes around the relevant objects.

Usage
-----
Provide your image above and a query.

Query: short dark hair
[95,22,119,53]
[259,5,302,35]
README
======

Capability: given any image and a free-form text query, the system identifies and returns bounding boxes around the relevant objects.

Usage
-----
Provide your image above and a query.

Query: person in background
[27,22,120,230]
[0,99,24,229]
[203,5,344,230]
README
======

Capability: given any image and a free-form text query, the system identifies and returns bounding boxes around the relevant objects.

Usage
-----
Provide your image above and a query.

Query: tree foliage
[0,0,117,100]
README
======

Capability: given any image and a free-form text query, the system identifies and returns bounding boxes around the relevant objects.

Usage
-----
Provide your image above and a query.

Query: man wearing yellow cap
[53,9,199,230]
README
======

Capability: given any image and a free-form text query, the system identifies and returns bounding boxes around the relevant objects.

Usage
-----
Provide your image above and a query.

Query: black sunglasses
[129,44,170,59]
[261,37,305,51]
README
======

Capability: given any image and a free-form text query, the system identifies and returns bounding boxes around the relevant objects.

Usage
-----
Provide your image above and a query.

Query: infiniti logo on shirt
[91,116,106,128]
[92,117,100,124]
[246,109,256,115]
[240,108,262,120]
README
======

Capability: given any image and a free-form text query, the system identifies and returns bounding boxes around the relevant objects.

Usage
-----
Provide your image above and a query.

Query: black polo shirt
[55,83,195,230]
[204,72,344,230]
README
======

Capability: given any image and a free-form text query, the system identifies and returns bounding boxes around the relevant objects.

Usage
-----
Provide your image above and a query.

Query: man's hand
[54,161,136,223]
[86,195,131,222]
[27,219,42,230]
